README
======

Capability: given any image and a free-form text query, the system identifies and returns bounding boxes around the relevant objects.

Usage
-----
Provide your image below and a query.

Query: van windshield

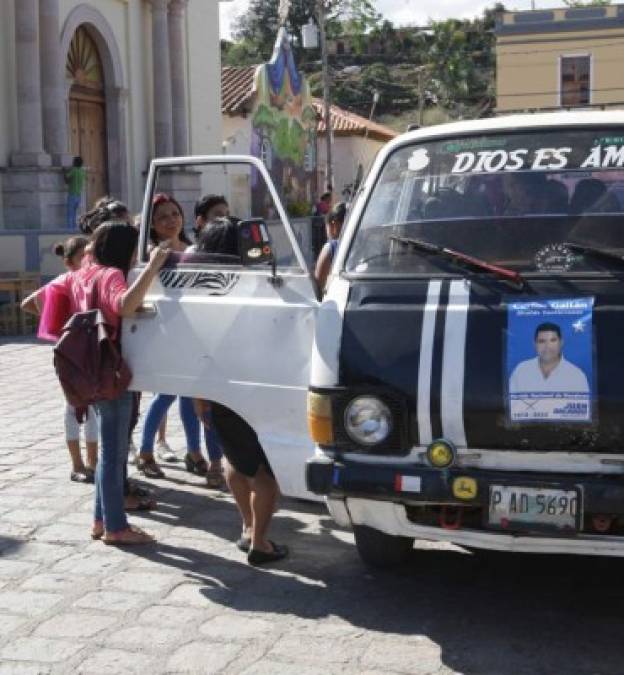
[346,128,624,276]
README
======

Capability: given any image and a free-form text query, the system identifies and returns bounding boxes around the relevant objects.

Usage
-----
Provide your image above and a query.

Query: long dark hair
[150,193,191,246]
[91,221,139,275]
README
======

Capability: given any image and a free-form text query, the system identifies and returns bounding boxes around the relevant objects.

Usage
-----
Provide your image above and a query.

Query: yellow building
[496,4,624,113]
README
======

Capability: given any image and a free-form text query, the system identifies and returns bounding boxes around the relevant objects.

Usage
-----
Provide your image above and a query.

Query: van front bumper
[307,456,624,556]
[306,456,624,514]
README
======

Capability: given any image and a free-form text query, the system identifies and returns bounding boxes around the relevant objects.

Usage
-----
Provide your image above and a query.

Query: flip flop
[70,469,94,484]
[236,536,251,553]
[247,541,289,566]
[102,526,156,546]
[137,458,165,479]
[205,469,226,490]
[91,521,104,540]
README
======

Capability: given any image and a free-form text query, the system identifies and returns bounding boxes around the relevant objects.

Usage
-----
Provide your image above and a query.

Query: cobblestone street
[1,339,624,674]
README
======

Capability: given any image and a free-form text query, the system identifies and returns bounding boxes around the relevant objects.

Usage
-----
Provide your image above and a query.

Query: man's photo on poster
[507,297,594,423]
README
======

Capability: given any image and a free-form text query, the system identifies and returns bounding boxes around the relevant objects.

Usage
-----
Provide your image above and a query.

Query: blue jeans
[67,193,81,229]
[202,407,223,463]
[94,391,132,533]
[140,395,223,462]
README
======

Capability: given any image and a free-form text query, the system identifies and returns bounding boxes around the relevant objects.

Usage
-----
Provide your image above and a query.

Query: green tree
[229,0,380,66]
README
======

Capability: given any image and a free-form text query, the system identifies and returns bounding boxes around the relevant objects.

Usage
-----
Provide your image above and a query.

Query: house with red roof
[222,60,397,210]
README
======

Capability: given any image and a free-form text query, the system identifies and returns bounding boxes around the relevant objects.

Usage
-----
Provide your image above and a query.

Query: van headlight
[344,396,392,446]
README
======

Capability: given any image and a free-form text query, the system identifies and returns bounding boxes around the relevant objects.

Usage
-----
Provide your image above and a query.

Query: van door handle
[134,302,157,317]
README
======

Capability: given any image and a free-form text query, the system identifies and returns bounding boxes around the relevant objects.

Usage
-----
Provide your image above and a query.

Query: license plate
[488,485,580,532]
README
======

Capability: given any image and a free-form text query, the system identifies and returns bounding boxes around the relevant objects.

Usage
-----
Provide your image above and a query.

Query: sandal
[91,521,104,540]
[125,480,153,498]
[236,535,251,553]
[70,468,95,484]
[137,457,165,479]
[102,525,155,546]
[124,495,157,511]
[247,541,289,566]
[184,454,208,476]
[205,468,226,490]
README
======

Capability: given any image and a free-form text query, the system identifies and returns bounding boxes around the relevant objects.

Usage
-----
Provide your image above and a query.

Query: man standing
[65,156,86,229]
[509,322,589,393]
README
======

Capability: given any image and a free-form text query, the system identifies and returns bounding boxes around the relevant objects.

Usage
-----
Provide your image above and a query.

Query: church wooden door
[67,26,108,211]
[69,98,108,209]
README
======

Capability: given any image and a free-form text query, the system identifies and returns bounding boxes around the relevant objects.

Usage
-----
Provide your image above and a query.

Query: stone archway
[61,5,127,205]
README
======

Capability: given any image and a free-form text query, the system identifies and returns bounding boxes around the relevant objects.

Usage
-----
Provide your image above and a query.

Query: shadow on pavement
[127,483,624,675]
[0,535,26,556]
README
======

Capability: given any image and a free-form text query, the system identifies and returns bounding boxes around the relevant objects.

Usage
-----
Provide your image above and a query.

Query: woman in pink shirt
[47,221,169,544]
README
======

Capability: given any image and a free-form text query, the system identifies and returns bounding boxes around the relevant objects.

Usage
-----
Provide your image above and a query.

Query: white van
[125,111,624,567]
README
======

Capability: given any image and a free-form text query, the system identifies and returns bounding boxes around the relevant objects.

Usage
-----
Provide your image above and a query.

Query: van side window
[147,162,304,272]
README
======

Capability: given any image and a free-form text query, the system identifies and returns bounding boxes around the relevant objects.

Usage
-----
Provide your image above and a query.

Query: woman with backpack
[26,221,169,544]
[22,235,98,484]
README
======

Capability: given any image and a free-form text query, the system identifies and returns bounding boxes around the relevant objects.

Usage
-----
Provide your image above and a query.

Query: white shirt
[509,356,589,393]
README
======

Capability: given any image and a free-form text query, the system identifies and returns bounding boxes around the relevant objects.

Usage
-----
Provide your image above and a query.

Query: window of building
[560,55,591,107]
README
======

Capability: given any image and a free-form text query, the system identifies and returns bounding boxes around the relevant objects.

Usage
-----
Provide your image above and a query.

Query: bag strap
[89,269,107,312]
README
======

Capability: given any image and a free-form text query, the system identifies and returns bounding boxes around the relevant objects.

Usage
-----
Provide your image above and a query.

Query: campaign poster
[506,297,594,423]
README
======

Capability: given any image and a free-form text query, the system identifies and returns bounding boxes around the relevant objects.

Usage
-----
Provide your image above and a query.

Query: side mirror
[237,219,282,287]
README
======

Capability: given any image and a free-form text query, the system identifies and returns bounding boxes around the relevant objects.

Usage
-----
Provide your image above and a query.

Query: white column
[12,0,50,166]
[168,0,189,156]
[39,0,70,165]
[150,0,174,157]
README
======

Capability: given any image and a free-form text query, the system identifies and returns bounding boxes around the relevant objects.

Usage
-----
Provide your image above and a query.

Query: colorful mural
[250,28,318,218]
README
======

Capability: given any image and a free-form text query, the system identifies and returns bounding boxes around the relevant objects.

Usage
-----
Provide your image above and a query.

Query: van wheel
[353,525,414,568]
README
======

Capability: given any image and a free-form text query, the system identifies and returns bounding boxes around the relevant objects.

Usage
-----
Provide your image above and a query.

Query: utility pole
[417,69,425,127]
[317,0,333,192]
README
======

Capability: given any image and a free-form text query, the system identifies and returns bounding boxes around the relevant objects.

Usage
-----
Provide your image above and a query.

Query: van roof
[391,110,624,150]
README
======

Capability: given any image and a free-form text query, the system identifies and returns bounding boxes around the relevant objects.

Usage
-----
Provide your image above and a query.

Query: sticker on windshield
[506,297,594,423]
[408,149,430,172]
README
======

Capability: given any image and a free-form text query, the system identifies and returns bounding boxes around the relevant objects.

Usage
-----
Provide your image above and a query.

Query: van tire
[353,525,414,568]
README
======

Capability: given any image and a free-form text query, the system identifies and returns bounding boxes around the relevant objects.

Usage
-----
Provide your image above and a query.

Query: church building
[0,0,223,239]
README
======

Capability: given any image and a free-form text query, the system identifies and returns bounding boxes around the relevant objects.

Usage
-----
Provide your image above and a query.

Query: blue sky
[219,0,568,38]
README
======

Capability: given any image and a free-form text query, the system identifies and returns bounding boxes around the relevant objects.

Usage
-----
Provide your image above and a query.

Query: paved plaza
[1,339,624,674]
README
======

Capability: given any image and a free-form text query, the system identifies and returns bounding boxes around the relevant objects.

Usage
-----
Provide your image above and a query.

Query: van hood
[340,277,624,452]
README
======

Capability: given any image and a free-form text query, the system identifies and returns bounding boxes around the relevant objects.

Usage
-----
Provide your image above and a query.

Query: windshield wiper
[563,242,624,267]
[390,235,526,288]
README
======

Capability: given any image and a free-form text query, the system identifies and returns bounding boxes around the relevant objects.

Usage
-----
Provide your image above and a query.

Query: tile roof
[222,65,258,114]
[221,66,397,141]
[311,98,397,141]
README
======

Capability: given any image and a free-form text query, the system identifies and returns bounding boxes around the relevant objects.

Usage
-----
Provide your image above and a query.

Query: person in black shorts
[192,218,288,566]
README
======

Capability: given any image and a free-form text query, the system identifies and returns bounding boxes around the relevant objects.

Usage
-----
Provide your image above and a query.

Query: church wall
[187,0,222,156]
[125,0,152,213]
[0,1,17,172]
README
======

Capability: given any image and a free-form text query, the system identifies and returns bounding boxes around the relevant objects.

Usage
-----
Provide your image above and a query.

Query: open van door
[122,156,320,499]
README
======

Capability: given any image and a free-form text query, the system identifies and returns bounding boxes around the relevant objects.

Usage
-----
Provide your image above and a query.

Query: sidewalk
[0,340,454,675]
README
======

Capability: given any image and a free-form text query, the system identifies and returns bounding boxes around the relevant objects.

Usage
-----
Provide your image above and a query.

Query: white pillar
[12,0,50,166]
[168,0,189,156]
[39,0,70,165]
[150,0,174,157]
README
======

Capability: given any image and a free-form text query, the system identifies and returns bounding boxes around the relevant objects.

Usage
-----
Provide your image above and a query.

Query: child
[21,236,98,483]
[64,157,86,229]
